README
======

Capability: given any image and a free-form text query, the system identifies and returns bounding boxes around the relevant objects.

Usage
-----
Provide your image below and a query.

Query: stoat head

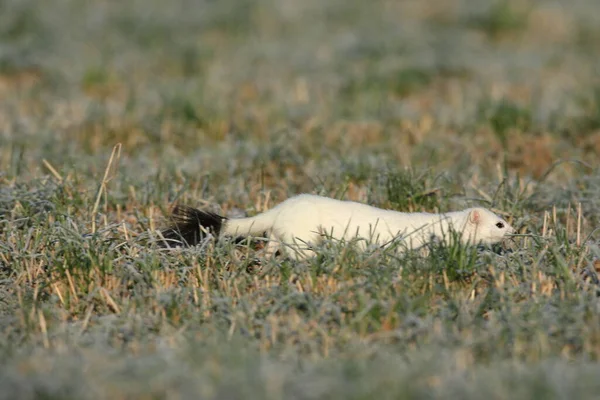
[459,207,514,245]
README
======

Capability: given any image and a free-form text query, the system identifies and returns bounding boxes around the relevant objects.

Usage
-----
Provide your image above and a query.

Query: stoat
[160,194,514,259]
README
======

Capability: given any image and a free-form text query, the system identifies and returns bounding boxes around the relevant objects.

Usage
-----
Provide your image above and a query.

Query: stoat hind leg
[287,231,321,260]
[262,234,314,260]
[263,234,281,258]
[266,231,319,261]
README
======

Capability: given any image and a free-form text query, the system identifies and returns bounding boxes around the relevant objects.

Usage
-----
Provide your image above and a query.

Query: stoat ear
[469,209,481,225]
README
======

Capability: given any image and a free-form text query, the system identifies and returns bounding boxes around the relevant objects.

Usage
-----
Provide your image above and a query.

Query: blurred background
[1,0,599,184]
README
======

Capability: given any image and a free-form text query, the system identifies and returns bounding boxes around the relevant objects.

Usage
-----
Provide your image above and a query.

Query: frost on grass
[1,0,600,398]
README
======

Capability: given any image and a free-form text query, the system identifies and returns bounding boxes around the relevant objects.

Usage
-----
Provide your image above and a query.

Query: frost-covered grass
[2,0,600,398]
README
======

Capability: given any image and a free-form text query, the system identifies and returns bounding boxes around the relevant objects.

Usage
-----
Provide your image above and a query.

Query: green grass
[478,98,533,149]
[2,0,600,398]
[467,0,531,40]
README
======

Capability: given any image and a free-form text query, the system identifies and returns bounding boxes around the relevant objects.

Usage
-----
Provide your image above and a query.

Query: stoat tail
[159,204,275,247]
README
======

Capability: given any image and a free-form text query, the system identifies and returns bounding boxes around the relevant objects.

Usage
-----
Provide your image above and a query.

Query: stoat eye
[495,222,504,229]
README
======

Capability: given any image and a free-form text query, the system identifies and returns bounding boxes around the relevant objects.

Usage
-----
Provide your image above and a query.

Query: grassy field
[2,0,600,398]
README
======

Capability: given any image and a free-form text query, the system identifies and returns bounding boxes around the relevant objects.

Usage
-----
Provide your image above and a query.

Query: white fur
[222,194,514,259]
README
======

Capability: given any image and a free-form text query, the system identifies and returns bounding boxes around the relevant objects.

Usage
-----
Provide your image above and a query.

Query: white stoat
[160,194,514,259]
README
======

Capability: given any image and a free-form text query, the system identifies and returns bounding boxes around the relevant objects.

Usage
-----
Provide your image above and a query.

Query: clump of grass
[383,168,445,212]
[340,67,434,100]
[426,230,479,282]
[0,0,47,45]
[571,86,600,133]
[337,66,435,118]
[477,99,532,149]
[468,1,530,40]
[575,23,600,54]
[81,66,116,97]
[390,68,434,97]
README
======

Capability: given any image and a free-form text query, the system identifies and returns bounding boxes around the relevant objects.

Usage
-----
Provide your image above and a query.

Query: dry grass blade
[91,143,122,234]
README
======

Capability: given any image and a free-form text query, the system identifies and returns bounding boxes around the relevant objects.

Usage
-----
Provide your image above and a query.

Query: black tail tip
[159,205,225,248]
